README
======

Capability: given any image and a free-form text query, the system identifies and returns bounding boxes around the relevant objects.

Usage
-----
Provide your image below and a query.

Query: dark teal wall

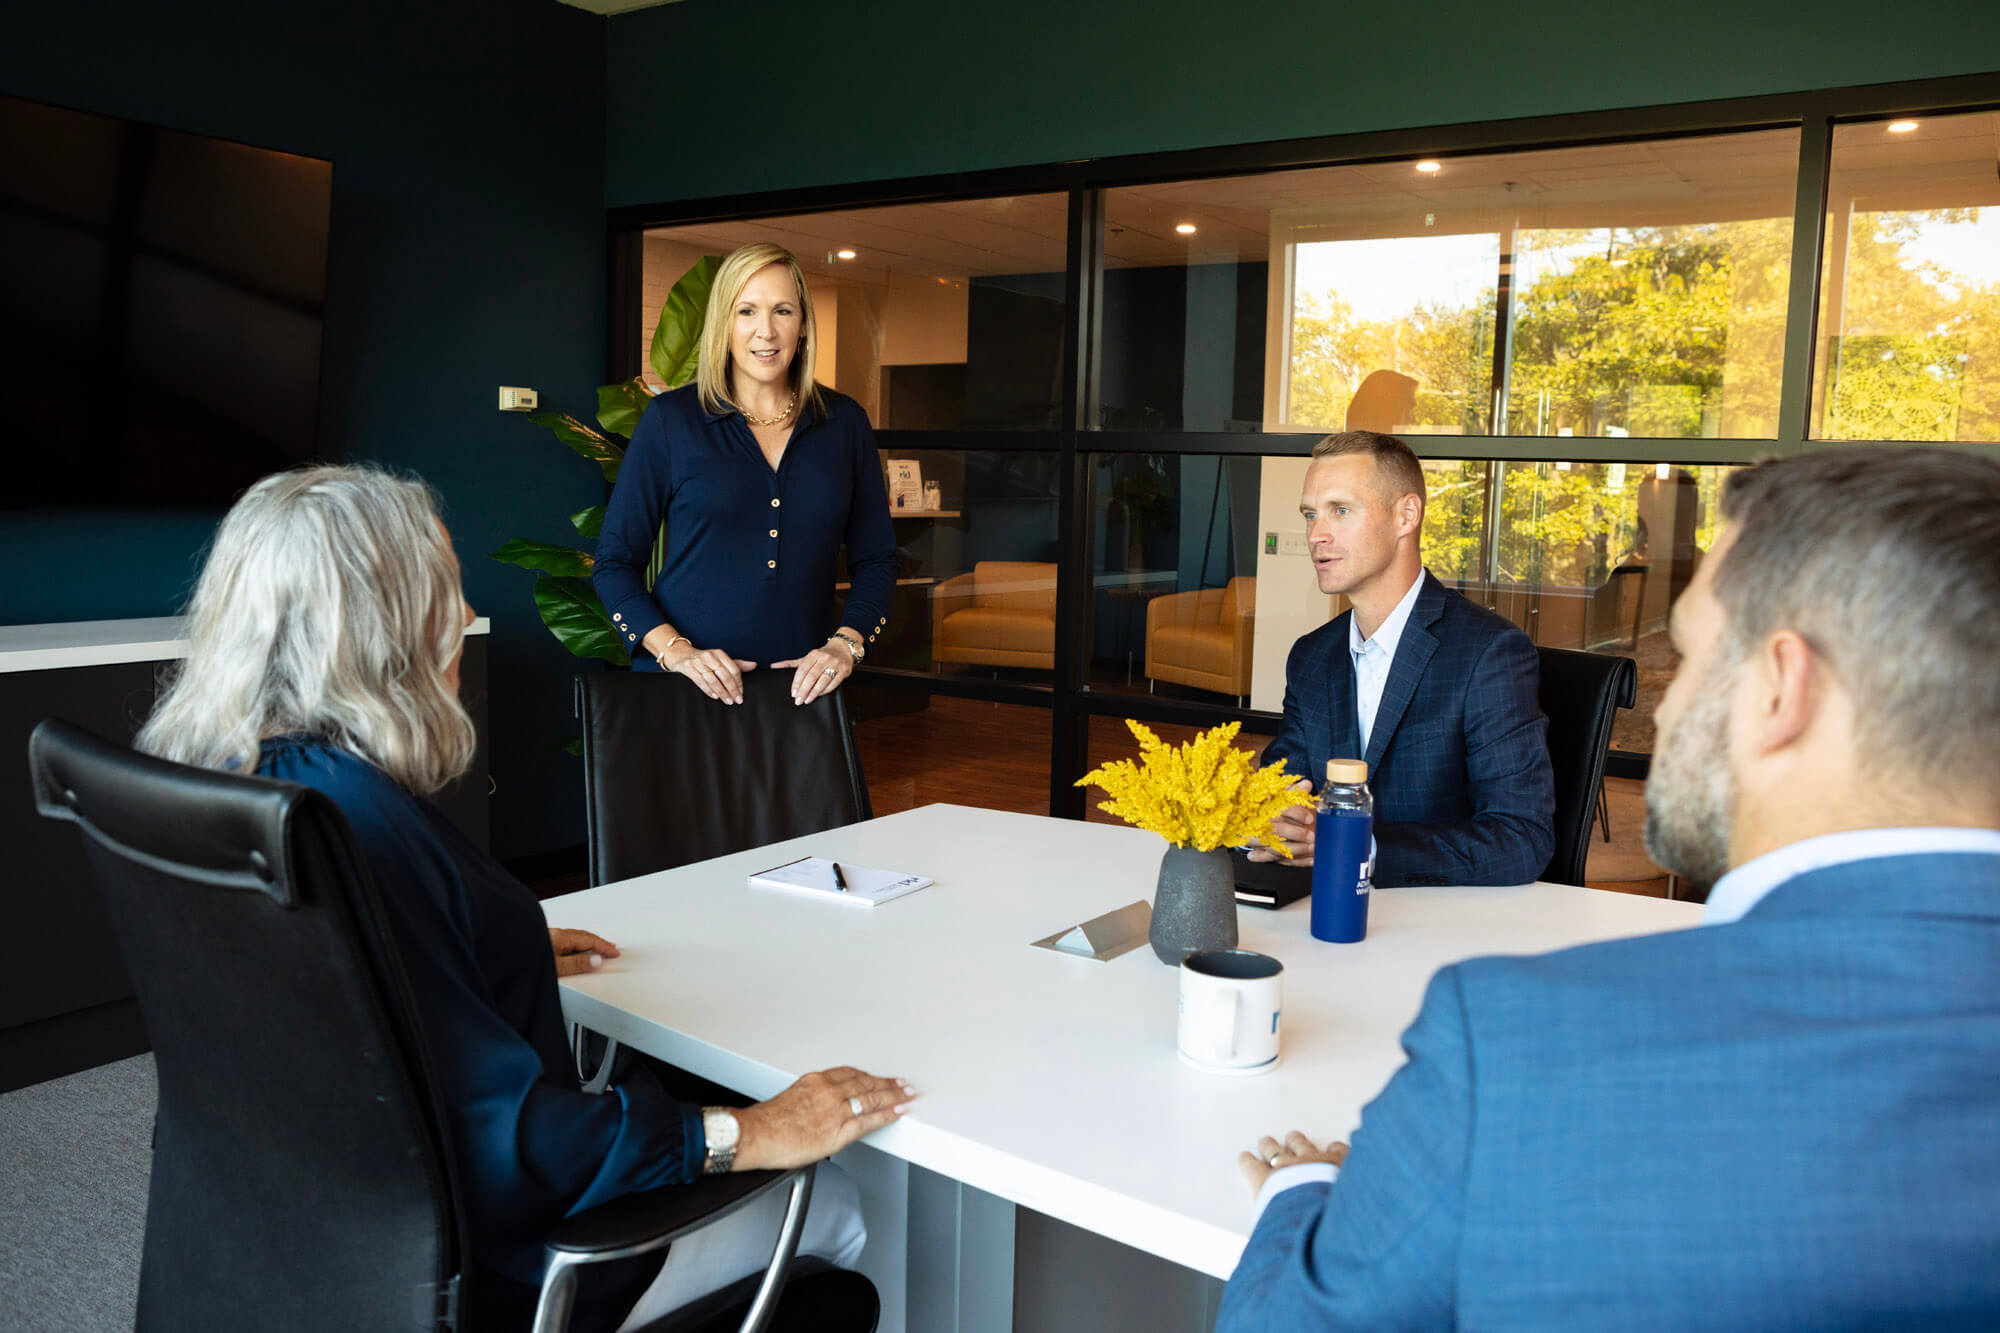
[605,0,2000,206]
[2,0,609,859]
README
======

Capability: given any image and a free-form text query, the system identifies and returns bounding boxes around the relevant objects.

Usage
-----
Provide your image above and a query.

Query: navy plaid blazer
[1261,571,1554,887]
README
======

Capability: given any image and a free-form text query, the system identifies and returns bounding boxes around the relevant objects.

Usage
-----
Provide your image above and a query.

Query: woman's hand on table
[732,1066,915,1170]
[549,928,620,977]
[1246,778,1316,866]
[1237,1130,1347,1193]
[660,640,757,705]
[772,636,855,706]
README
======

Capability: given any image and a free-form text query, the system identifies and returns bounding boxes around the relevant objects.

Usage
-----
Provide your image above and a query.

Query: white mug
[1177,949,1282,1074]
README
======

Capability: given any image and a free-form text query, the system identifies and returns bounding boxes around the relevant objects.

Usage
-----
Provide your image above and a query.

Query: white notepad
[746,856,931,908]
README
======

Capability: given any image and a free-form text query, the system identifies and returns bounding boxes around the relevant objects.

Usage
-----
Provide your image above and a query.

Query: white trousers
[615,1161,866,1330]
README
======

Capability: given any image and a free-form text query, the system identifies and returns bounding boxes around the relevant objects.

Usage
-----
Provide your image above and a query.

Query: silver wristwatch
[834,630,866,663]
[700,1107,740,1175]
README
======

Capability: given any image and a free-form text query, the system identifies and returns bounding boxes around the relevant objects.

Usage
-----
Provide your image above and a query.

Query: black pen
[830,862,849,892]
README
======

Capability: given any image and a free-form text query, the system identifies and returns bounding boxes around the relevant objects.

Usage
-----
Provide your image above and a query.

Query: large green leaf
[570,504,605,539]
[532,577,629,665]
[650,254,722,389]
[490,538,592,577]
[596,378,652,438]
[529,411,624,482]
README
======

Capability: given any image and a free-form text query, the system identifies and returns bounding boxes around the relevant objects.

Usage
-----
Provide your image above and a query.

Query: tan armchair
[931,561,1057,670]
[1145,576,1255,701]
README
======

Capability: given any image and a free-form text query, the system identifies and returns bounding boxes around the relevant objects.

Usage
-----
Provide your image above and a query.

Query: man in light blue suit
[1254,431,1553,886]
[1220,446,2000,1329]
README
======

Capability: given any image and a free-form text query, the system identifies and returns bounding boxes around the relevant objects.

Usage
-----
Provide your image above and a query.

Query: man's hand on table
[1238,1130,1347,1193]
[1246,778,1316,867]
[733,1066,916,1171]
[549,928,621,976]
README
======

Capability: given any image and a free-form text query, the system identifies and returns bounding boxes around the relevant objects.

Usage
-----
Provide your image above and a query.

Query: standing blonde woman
[139,465,910,1330]
[594,242,896,706]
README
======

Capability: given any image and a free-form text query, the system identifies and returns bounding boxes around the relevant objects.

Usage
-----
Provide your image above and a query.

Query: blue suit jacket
[1262,572,1554,887]
[1218,852,2000,1330]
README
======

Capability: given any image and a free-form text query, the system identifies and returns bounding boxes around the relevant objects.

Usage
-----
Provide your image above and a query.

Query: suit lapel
[1365,574,1445,773]
[1325,610,1362,767]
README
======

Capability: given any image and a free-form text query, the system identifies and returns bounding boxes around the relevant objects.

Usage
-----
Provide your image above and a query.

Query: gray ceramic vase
[1149,845,1238,965]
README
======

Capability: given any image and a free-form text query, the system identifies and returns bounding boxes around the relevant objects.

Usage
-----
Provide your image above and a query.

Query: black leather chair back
[578,670,872,886]
[1535,646,1638,886]
[28,720,466,1331]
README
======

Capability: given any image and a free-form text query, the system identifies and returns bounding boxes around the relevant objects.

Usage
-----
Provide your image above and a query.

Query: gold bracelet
[655,635,690,670]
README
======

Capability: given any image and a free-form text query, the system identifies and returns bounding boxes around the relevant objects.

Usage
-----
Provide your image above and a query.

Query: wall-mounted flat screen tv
[0,94,332,507]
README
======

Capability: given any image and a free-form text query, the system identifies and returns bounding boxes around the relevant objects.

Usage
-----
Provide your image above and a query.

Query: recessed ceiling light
[1887,120,1919,133]
[1414,160,1442,173]
[1175,223,1197,235]
[836,249,858,259]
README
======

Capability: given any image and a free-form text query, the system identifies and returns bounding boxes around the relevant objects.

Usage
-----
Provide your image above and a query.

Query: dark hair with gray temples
[1311,430,1427,513]
[1712,446,2000,789]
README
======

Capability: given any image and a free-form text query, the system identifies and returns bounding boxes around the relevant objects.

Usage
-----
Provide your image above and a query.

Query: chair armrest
[545,1169,802,1257]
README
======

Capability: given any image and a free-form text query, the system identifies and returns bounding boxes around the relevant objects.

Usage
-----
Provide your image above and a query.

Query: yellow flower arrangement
[1075,720,1308,855]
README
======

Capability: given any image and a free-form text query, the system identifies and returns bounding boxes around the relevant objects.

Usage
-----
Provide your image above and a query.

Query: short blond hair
[696,243,826,422]
[1311,430,1427,516]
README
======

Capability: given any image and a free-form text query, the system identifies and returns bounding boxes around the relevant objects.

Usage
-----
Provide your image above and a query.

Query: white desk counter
[553,804,1701,1285]
[0,615,492,674]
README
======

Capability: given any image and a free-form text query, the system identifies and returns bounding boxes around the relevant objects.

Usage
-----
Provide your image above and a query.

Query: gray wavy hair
[138,464,475,795]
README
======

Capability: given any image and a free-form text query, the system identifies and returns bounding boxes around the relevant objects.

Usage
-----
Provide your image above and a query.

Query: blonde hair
[695,242,826,422]
[138,464,475,795]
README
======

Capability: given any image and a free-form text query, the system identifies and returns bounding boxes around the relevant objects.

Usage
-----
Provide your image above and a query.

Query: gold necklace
[743,392,796,427]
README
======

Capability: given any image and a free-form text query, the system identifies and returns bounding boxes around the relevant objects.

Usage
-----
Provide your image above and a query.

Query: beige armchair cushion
[932,561,1057,669]
[1145,576,1255,696]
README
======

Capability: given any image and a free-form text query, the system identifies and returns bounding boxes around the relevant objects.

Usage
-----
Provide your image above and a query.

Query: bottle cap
[1326,758,1368,784]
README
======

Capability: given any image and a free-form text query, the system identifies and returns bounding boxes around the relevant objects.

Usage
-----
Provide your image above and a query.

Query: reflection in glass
[836,449,1061,683]
[1101,129,1798,438]
[1085,454,1263,703]
[637,195,1069,430]
[1814,112,2000,442]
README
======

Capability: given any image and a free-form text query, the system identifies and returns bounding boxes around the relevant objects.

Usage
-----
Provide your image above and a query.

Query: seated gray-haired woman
[138,463,909,1331]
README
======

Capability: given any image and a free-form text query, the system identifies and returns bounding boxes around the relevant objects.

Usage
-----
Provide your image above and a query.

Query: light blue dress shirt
[1348,568,1427,754]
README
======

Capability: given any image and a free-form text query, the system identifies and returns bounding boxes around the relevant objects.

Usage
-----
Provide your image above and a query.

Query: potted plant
[489,256,721,665]
[1076,721,1305,964]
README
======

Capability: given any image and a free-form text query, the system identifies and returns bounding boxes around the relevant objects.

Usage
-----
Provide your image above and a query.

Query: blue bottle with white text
[1310,759,1374,943]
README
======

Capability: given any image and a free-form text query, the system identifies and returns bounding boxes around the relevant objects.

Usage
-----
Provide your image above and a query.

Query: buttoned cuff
[842,614,890,650]
[607,599,666,656]
[1250,1162,1339,1228]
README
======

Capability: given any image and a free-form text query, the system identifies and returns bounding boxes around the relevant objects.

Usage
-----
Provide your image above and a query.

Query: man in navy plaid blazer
[1255,432,1554,887]
[1220,448,2000,1329]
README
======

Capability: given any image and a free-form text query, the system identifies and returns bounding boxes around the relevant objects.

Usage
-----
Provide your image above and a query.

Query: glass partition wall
[614,80,2000,874]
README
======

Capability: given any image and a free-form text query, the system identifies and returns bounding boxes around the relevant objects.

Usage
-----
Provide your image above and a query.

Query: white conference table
[552,804,1702,1329]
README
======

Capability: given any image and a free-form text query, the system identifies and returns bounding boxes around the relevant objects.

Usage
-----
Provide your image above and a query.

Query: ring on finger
[1266,1151,1285,1166]
[847,1095,866,1117]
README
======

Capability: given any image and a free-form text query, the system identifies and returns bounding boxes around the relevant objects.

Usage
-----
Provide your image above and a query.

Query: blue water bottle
[1310,759,1374,943]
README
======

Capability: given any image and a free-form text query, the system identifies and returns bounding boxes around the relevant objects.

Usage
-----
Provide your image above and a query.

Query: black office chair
[27,719,874,1333]
[578,669,872,887]
[1535,646,1637,886]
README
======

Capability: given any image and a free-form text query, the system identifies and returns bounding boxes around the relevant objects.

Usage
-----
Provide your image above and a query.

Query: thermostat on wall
[498,386,539,412]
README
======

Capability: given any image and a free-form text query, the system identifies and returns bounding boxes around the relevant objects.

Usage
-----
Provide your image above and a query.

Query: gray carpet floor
[0,1054,154,1332]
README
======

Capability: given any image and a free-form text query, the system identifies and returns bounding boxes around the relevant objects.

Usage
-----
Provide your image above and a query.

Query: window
[1099,129,1800,440]
[1814,111,2000,443]
[638,195,1070,430]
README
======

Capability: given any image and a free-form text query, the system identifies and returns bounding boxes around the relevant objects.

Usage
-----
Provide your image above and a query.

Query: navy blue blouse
[255,737,702,1287]
[594,384,897,670]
